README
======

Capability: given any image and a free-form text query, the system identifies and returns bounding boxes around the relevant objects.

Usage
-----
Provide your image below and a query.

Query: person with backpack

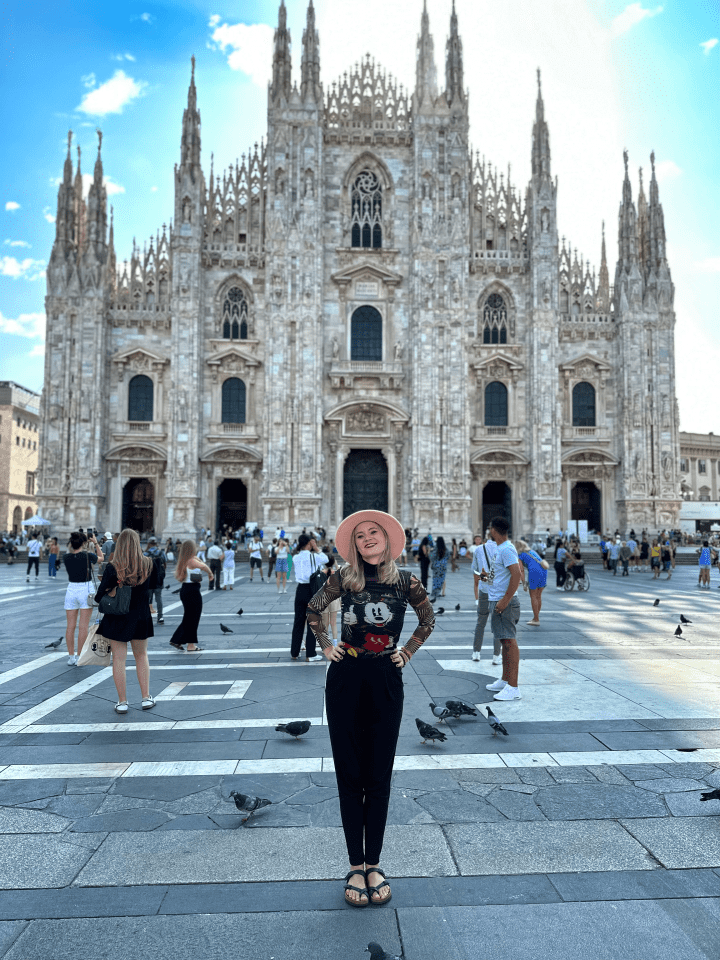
[144,536,167,625]
[289,533,327,661]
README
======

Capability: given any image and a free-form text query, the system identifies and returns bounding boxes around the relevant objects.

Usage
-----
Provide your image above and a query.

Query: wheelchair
[564,562,591,591]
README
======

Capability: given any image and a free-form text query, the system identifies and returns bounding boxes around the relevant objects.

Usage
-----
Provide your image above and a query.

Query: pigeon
[435,607,445,615]
[220,623,234,634]
[485,706,509,737]
[454,603,461,611]
[236,608,244,617]
[165,585,172,591]
[445,699,477,718]
[429,701,451,722]
[172,588,181,594]
[230,791,271,822]
[700,788,720,802]
[45,637,63,649]
[366,943,401,960]
[653,599,660,607]
[275,720,311,739]
[674,625,683,637]
[415,717,447,743]
[680,615,692,624]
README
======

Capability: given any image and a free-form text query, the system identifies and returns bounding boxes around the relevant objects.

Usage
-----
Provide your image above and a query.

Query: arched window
[484,381,508,426]
[222,287,249,340]
[572,382,596,427]
[222,377,246,424]
[128,375,153,422]
[351,171,382,249]
[482,293,508,344]
[351,305,382,361]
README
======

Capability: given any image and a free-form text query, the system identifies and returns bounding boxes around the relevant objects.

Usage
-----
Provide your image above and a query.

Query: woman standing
[222,541,236,590]
[450,538,459,573]
[169,540,213,652]
[429,536,448,602]
[48,537,60,579]
[63,531,103,665]
[306,510,434,908]
[553,539,567,590]
[94,529,157,714]
[639,536,649,572]
[515,540,548,625]
[275,538,289,594]
[418,536,431,590]
[697,541,713,589]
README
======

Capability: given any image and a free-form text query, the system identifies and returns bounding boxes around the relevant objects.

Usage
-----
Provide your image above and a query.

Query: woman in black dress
[94,528,157,715]
[169,539,214,652]
[418,535,431,590]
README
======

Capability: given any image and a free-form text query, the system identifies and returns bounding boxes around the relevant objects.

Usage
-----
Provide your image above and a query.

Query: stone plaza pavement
[0,559,719,959]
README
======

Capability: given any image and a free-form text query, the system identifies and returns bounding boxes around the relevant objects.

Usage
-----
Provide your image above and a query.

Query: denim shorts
[489,596,520,641]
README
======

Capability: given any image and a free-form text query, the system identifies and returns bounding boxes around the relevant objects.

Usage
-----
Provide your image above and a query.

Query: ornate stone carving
[346,406,385,433]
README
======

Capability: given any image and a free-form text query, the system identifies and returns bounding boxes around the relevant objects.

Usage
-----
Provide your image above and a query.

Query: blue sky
[1,0,718,432]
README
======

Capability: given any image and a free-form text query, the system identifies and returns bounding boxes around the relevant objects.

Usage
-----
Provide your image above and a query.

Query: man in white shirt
[481,516,523,701]
[198,538,207,562]
[626,536,637,572]
[471,535,502,665]
[26,534,41,582]
[290,534,328,661]
[248,535,265,582]
[207,540,224,591]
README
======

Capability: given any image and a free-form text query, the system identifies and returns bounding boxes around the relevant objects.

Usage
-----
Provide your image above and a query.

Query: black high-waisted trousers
[170,582,202,646]
[325,653,404,865]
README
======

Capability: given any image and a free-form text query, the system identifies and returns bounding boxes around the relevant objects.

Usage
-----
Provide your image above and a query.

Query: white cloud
[5,201,20,211]
[112,52,136,62]
[77,70,147,116]
[150,186,158,192]
[695,257,720,273]
[81,173,125,198]
[209,20,274,86]
[4,239,30,248]
[208,14,220,28]
[0,310,46,339]
[611,3,663,37]
[0,256,46,280]
[28,343,46,358]
[43,207,56,224]
[139,12,155,24]
[654,159,681,182]
[81,72,96,89]
[700,38,718,55]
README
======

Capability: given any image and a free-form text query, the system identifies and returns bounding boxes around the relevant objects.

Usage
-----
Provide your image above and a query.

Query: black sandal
[366,867,392,906]
[343,869,369,908]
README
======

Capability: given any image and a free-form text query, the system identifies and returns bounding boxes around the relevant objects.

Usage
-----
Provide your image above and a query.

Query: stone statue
[331,337,339,360]
[393,341,403,361]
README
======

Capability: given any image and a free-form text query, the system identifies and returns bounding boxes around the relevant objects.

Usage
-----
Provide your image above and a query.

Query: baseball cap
[104,531,113,540]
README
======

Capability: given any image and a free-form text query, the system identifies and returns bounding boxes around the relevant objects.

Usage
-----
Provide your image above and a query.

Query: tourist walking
[275,538,289,593]
[429,536,448,602]
[169,540,213,652]
[306,509,434,907]
[650,539,661,578]
[697,541,714,589]
[62,531,103,665]
[626,535,637,572]
[267,539,278,581]
[248,534,265,582]
[418,536,431,590]
[144,536,167,624]
[289,534,327,661]
[639,535,649,572]
[207,540,224,591]
[619,541,631,576]
[608,539,620,575]
[471,536,502,664]
[450,538,459,573]
[661,539,673,580]
[25,532,41,582]
[482,517,522,701]
[48,537,59,578]
[515,540,548,625]
[222,541,236,589]
[94,529,158,713]
[554,539,567,589]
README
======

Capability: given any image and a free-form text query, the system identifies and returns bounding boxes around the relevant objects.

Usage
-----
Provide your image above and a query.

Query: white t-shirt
[626,539,637,555]
[471,542,497,595]
[27,539,41,558]
[223,549,235,569]
[249,540,264,559]
[292,549,329,583]
[486,539,520,602]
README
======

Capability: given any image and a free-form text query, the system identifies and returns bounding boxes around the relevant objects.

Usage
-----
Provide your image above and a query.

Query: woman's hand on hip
[390,650,407,669]
[323,645,344,662]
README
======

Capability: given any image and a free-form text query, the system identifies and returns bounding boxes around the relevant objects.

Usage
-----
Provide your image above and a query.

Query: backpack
[309,553,327,595]
[146,547,166,585]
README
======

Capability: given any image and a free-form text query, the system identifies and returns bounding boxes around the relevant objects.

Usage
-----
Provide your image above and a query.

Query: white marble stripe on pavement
[0,652,65,685]
[0,667,113,732]
[2,717,326,734]
[2,748,720,780]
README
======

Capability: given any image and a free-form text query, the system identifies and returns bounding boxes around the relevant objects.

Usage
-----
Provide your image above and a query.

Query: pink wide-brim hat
[335,510,406,563]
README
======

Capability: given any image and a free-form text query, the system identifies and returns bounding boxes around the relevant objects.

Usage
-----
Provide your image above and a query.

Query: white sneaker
[305,655,324,662]
[67,655,75,665]
[555,587,564,591]
[494,685,522,701]
[471,651,481,662]
[486,678,507,691]
[492,655,502,666]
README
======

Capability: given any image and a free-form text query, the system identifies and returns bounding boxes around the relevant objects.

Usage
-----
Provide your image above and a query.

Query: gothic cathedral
[38,1,682,539]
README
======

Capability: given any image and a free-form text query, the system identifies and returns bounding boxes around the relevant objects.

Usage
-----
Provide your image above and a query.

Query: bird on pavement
[220,623,234,634]
[653,599,660,607]
[674,625,683,637]
[171,588,181,595]
[700,788,720,802]
[45,637,63,649]
[275,720,311,739]
[415,718,447,744]
[485,706,509,737]
[445,699,477,718]
[455,603,461,611]
[366,943,401,960]
[230,791,271,822]
[680,615,692,624]
[165,585,172,591]
[429,701,451,722]
[435,607,445,615]
[236,608,244,617]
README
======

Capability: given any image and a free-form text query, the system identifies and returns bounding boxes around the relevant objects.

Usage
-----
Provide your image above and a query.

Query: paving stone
[58,833,108,851]
[0,885,169,920]
[65,779,115,795]
[391,770,461,792]
[0,922,27,955]
[97,795,166,814]
[656,763,717,779]
[16,798,52,809]
[222,804,312,828]
[307,772,340,788]
[548,767,599,783]
[613,764,669,780]
[549,867,720,902]
[44,794,106,819]
[704,770,720,788]
[156,815,221,831]
[0,836,92,889]
[160,788,223,816]
[70,810,172,833]
[498,783,539,794]
[415,789,506,823]
[663,791,720,817]
[306,796,343,827]
[535,783,669,820]
[446,821,658,875]
[634,778,710,794]
[110,776,222,802]
[0,780,66,806]
[486,789,546,820]
[449,767,520,784]
[0,807,70,834]
[284,785,338,805]
[74,825,457,885]
[586,765,633,785]
[386,793,430,824]
[517,767,555,786]
[621,817,720,868]
[456,781,495,797]
[220,773,312,801]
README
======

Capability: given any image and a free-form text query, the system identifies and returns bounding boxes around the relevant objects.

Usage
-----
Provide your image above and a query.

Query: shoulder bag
[86,552,99,608]
[98,569,132,616]
[77,619,112,666]
[309,552,327,595]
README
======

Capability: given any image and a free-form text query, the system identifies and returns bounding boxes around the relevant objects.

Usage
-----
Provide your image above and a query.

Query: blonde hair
[175,539,198,582]
[112,529,152,586]
[514,540,529,554]
[340,522,401,593]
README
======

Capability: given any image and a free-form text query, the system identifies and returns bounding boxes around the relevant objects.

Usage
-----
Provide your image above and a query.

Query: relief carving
[346,406,385,433]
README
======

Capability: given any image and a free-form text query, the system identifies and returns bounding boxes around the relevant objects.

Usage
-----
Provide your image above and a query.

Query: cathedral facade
[38,1,682,540]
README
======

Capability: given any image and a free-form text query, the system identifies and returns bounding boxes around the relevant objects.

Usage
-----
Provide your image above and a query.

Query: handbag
[86,552,99,608]
[309,552,327,595]
[98,579,132,615]
[77,619,112,667]
[189,569,203,583]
